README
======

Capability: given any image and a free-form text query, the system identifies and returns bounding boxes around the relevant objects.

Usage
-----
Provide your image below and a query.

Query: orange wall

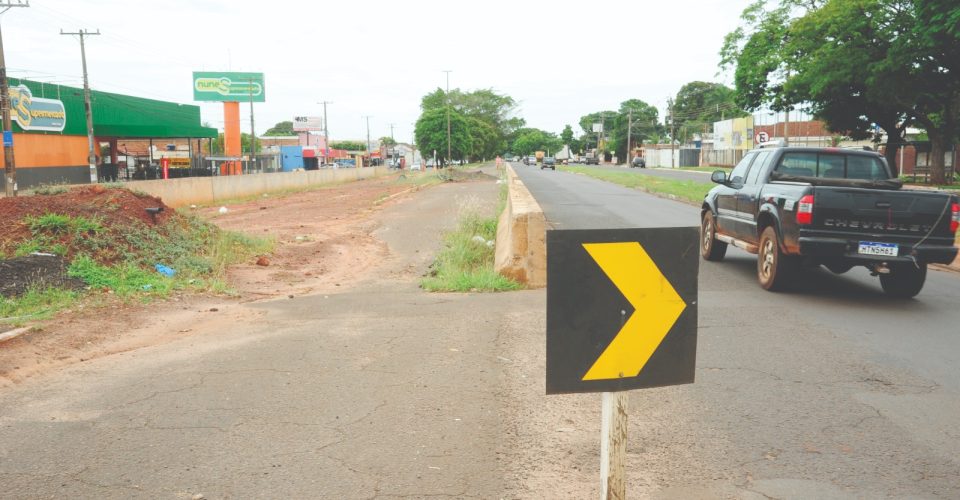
[0,134,87,167]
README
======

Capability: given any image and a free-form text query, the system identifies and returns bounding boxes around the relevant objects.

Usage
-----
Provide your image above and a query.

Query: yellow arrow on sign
[581,242,687,381]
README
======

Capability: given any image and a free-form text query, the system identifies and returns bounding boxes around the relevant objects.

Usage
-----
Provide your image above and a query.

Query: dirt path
[0,173,427,387]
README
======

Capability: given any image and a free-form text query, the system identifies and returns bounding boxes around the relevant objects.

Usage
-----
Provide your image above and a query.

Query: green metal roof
[9,78,217,139]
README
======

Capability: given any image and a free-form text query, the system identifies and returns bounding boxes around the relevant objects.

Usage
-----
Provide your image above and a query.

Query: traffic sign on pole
[546,227,699,499]
[546,227,699,394]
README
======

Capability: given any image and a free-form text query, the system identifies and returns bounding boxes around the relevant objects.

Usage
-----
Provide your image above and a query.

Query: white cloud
[4,0,752,141]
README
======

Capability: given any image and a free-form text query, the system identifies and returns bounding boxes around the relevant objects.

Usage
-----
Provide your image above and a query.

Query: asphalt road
[514,163,960,498]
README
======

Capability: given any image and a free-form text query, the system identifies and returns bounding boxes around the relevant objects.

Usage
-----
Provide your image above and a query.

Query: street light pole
[1,1,29,197]
[443,70,451,167]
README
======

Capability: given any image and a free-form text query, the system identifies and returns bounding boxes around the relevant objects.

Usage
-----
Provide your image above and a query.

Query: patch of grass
[68,255,175,297]
[13,214,105,257]
[0,287,80,325]
[559,166,713,204]
[678,166,732,172]
[30,183,70,196]
[421,200,521,292]
[3,212,275,322]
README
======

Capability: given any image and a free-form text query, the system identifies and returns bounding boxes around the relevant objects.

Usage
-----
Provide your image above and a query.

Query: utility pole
[668,98,676,168]
[247,77,256,172]
[626,108,633,165]
[61,28,100,184]
[1,0,29,197]
[363,115,371,166]
[318,100,331,164]
[443,70,451,166]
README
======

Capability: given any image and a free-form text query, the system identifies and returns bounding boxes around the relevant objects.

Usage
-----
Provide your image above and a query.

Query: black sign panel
[546,227,699,395]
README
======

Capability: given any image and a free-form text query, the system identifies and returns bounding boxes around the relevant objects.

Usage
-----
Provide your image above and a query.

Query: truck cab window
[746,151,772,185]
[730,153,756,185]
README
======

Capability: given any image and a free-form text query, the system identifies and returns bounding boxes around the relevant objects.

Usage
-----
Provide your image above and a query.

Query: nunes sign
[9,85,67,132]
[192,72,265,102]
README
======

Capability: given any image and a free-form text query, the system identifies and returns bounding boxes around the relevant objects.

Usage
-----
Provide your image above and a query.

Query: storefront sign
[293,116,323,131]
[9,85,67,132]
[192,72,265,102]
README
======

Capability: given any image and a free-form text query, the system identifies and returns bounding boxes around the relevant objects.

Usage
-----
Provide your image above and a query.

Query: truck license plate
[858,241,898,257]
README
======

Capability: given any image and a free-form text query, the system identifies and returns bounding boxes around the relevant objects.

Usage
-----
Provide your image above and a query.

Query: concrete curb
[0,327,31,344]
[494,163,547,288]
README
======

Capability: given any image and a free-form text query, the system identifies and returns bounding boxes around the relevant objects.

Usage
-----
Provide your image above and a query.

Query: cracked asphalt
[0,173,537,499]
[2,165,959,499]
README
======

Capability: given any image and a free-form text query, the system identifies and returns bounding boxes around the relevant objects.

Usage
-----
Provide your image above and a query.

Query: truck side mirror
[711,170,728,184]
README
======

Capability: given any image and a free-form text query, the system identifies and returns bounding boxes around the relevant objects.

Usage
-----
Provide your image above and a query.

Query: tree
[510,128,562,156]
[210,132,256,154]
[420,87,521,157]
[672,82,747,143]
[264,120,295,136]
[721,0,960,182]
[558,124,583,154]
[609,99,661,160]
[379,136,397,147]
[578,111,616,151]
[414,108,471,164]
[330,140,367,151]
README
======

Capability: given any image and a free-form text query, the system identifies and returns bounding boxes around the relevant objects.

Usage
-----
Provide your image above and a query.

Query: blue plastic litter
[154,264,176,277]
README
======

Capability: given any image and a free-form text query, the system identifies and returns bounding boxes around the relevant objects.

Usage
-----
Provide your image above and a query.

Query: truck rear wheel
[700,211,727,261]
[757,226,797,291]
[879,262,927,298]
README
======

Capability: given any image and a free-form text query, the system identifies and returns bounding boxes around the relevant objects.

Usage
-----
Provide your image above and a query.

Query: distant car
[631,156,646,168]
[527,156,537,166]
[541,157,556,170]
[410,161,422,171]
[585,156,600,165]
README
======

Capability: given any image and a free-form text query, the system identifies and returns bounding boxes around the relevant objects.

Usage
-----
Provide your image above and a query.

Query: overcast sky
[4,0,753,142]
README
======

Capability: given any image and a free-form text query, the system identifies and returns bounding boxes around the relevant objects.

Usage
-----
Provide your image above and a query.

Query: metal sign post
[546,227,699,499]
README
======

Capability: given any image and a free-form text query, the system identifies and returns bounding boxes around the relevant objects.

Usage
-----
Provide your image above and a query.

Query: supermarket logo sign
[9,85,67,132]
[192,72,265,102]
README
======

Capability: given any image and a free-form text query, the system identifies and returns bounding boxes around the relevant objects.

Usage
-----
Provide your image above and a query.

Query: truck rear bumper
[798,236,958,264]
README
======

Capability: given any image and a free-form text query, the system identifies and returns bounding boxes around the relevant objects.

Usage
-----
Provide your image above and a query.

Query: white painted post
[600,391,628,500]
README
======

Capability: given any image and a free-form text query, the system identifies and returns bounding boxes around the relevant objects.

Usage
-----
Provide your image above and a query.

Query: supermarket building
[1,78,216,191]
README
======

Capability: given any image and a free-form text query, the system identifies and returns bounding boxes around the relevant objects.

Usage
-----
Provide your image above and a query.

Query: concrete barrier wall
[494,163,547,288]
[124,167,388,208]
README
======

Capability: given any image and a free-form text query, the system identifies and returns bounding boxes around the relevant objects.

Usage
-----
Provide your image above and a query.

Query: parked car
[541,157,556,170]
[631,156,646,168]
[700,144,959,297]
[585,156,599,165]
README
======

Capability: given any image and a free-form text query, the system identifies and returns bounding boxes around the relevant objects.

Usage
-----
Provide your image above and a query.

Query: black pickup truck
[701,145,959,298]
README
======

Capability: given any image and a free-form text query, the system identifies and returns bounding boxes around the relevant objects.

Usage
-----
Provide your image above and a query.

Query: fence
[703,149,746,167]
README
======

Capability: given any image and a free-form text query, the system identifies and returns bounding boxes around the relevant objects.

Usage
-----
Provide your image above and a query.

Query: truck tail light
[951,202,959,233]
[797,195,814,225]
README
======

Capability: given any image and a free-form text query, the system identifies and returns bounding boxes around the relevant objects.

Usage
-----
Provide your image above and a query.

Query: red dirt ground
[0,173,424,386]
[0,185,174,259]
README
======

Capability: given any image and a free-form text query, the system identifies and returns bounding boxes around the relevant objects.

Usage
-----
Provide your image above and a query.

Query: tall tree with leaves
[721,0,960,181]
[415,108,471,164]
[264,120,296,136]
[609,99,661,160]
[672,82,747,143]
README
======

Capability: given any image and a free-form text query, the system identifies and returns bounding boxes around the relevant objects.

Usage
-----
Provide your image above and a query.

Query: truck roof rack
[757,139,786,149]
